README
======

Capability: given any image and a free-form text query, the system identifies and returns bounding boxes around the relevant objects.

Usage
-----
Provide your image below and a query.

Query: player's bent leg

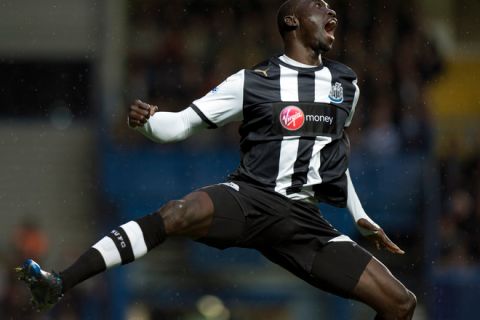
[351,257,416,320]
[61,190,214,288]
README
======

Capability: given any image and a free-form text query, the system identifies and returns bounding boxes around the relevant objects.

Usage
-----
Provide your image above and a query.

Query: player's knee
[404,291,417,316]
[156,199,190,233]
[392,290,416,319]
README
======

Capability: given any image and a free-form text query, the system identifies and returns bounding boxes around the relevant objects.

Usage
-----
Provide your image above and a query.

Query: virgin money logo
[279,106,305,131]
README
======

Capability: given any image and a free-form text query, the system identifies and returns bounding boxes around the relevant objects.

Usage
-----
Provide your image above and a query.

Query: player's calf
[373,283,416,320]
[351,256,417,320]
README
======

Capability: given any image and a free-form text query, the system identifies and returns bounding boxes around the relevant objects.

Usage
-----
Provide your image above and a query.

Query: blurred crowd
[2,0,478,318]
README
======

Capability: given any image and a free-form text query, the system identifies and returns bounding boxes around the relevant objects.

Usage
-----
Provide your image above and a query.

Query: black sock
[59,248,105,293]
[59,213,166,293]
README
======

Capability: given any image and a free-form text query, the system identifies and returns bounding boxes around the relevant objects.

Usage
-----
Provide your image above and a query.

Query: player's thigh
[194,184,246,249]
[308,241,373,298]
[351,255,414,314]
[260,241,371,298]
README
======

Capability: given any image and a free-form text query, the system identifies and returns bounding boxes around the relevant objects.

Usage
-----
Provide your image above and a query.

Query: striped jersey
[191,55,359,207]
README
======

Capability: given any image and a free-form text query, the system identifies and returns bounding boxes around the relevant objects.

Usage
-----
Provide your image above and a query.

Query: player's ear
[284,15,299,29]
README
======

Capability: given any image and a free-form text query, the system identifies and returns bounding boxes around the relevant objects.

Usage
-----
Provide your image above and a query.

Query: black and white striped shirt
[192,55,359,207]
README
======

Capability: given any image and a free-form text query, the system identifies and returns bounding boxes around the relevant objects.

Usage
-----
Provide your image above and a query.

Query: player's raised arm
[128,100,206,143]
[128,70,245,143]
[346,170,405,255]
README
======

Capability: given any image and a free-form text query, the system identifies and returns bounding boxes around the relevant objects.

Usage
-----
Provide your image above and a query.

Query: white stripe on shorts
[328,235,353,243]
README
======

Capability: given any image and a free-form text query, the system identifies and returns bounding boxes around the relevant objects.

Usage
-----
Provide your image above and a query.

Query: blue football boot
[15,259,63,311]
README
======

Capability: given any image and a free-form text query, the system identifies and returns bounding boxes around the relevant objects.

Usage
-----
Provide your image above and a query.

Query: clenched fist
[128,100,159,128]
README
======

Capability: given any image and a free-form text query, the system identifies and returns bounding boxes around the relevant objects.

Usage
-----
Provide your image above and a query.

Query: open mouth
[324,19,338,37]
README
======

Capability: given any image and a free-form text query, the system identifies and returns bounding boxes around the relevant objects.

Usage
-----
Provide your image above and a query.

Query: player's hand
[357,218,405,255]
[128,99,159,128]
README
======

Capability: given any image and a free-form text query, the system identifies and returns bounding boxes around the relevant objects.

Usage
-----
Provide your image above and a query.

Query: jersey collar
[274,54,324,72]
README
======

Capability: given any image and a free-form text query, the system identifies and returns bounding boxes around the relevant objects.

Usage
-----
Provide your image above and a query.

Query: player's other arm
[343,70,403,254]
[346,170,405,254]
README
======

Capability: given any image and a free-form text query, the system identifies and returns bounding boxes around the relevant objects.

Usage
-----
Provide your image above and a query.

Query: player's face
[294,0,338,52]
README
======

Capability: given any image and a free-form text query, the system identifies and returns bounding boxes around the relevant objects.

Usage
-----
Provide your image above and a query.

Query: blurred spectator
[438,189,475,266]
[1,220,49,319]
[438,144,480,266]
[12,220,49,261]
[362,93,401,157]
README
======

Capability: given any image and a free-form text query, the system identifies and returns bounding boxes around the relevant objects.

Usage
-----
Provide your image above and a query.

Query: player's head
[277,0,338,52]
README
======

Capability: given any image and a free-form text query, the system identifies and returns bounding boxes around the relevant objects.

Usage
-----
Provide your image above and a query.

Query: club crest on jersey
[328,82,344,104]
[279,106,305,131]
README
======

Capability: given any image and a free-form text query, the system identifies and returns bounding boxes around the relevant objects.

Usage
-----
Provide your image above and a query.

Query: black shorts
[197,181,373,298]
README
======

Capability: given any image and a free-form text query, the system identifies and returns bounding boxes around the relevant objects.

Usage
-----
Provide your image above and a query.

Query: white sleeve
[192,69,245,127]
[344,79,359,127]
[346,169,380,235]
[133,107,205,143]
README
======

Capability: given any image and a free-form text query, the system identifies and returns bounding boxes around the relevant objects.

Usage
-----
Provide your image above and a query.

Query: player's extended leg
[350,256,416,320]
[263,240,416,320]
[307,242,416,320]
[17,191,215,310]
